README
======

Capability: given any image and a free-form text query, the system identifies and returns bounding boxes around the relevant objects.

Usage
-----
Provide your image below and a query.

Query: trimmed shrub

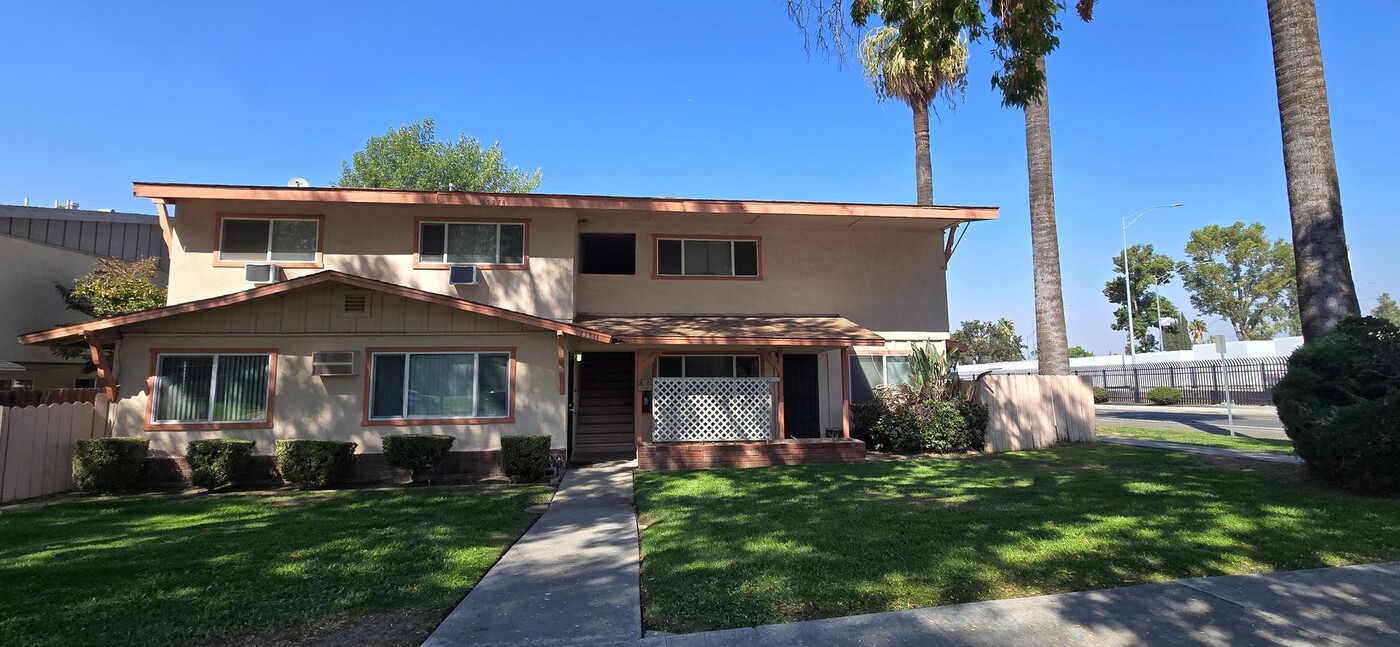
[274,439,356,488]
[1274,316,1400,494]
[863,386,988,454]
[186,439,256,490]
[1146,386,1183,405]
[73,437,149,493]
[501,435,551,483]
[850,401,883,446]
[383,434,455,484]
[1092,386,1110,404]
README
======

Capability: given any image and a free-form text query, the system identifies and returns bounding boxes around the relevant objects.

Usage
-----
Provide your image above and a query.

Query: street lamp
[1121,203,1183,364]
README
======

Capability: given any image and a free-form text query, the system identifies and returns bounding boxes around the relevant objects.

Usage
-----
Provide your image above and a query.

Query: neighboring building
[20,183,996,472]
[1,204,168,391]
[956,336,1304,377]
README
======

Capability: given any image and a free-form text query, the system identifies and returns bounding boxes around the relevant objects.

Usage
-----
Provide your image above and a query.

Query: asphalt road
[1095,404,1289,440]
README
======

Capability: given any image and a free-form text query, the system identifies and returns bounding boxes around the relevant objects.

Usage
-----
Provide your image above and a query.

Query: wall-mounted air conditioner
[245,263,279,285]
[311,351,357,377]
[449,265,480,286]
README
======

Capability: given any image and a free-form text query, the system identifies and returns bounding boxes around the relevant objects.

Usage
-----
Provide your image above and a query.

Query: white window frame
[218,217,320,263]
[656,237,759,277]
[657,354,763,378]
[151,353,272,424]
[368,350,513,420]
[417,221,526,266]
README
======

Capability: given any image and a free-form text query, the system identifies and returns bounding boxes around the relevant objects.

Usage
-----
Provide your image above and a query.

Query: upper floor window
[655,237,760,278]
[152,352,272,425]
[579,233,637,275]
[657,354,762,378]
[417,221,526,267]
[219,217,319,264]
[850,354,912,403]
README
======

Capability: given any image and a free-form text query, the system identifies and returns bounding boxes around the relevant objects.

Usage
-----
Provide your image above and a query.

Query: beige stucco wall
[106,283,567,456]
[165,199,577,320]
[575,216,949,333]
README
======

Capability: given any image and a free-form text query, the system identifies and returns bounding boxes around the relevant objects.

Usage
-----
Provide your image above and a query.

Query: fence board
[977,375,1096,453]
[0,396,110,503]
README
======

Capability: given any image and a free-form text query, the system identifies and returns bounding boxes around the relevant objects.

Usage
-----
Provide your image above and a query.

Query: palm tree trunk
[1267,0,1359,341]
[1024,57,1070,375]
[912,100,933,205]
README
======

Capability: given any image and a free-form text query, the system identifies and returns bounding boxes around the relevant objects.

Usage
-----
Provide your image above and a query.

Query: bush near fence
[960,357,1290,406]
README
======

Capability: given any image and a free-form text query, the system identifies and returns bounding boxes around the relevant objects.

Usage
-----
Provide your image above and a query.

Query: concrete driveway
[1096,404,1288,440]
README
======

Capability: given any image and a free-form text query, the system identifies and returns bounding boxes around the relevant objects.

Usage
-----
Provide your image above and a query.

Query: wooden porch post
[759,350,784,440]
[634,349,662,448]
[83,332,118,401]
[840,346,852,438]
[556,332,567,396]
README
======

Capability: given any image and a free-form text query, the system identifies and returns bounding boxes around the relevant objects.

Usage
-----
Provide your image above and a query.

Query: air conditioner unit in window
[311,351,357,377]
[245,263,279,285]
[449,264,480,286]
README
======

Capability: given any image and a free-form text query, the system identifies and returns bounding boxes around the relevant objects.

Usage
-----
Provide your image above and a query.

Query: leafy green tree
[1068,346,1094,358]
[56,257,166,318]
[1177,222,1295,341]
[336,118,541,192]
[859,23,968,205]
[1103,244,1185,353]
[950,318,1027,364]
[1372,293,1400,327]
[1267,0,1360,340]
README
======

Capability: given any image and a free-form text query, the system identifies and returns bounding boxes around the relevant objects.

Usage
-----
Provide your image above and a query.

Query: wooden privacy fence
[0,388,103,408]
[0,395,110,503]
[975,375,1096,453]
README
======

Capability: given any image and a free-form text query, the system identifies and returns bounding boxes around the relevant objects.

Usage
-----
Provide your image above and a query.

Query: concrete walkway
[1100,436,1302,464]
[625,562,1400,646]
[424,461,641,647]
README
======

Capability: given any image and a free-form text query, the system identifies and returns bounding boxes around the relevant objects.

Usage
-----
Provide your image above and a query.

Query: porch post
[634,350,662,448]
[556,332,567,396]
[83,332,118,401]
[840,346,852,438]
[774,350,785,440]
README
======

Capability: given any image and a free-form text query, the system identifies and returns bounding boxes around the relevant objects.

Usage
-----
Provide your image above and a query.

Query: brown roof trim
[614,336,885,347]
[132,182,999,222]
[18,271,612,345]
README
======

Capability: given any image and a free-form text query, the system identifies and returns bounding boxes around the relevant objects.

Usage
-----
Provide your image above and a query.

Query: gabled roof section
[19,271,612,345]
[132,182,999,222]
[575,315,884,347]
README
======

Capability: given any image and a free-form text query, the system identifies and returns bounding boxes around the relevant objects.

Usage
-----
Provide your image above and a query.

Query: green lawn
[0,485,552,647]
[635,444,1400,633]
[1098,425,1297,454]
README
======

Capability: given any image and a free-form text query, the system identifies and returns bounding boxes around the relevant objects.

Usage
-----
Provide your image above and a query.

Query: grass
[0,485,552,647]
[1098,426,1297,454]
[635,444,1400,633]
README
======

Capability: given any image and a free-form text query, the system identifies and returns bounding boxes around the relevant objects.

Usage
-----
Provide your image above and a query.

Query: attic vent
[342,293,369,314]
[312,351,358,377]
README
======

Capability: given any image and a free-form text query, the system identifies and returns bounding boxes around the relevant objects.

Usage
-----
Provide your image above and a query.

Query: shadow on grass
[634,444,1400,634]
[0,485,552,647]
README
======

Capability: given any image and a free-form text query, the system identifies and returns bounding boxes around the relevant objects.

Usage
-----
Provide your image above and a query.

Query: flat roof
[132,182,999,222]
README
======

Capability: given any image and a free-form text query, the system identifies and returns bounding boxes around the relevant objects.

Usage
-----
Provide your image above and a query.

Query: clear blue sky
[3,2,1396,354]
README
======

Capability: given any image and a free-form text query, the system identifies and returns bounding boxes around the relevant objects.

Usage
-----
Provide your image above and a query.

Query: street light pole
[1121,204,1184,394]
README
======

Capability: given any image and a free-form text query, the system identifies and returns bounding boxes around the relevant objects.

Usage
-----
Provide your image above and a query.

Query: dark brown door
[782,354,821,439]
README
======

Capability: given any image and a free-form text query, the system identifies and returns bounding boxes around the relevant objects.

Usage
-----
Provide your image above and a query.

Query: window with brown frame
[656,238,759,277]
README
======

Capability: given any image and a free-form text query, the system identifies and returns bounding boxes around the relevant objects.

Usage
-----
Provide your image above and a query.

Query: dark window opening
[579,233,636,275]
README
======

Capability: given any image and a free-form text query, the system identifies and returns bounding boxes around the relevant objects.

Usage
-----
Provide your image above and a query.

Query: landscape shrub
[274,439,356,488]
[1092,386,1110,404]
[383,434,455,483]
[1146,386,1183,405]
[501,435,552,483]
[1274,316,1400,494]
[72,437,149,493]
[850,401,883,446]
[862,385,988,454]
[186,439,256,490]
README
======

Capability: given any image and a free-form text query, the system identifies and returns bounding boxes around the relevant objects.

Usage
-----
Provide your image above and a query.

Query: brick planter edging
[638,439,866,470]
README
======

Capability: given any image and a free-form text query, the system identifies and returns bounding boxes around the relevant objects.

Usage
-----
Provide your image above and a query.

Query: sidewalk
[626,562,1400,646]
[423,461,641,647]
[1099,437,1302,464]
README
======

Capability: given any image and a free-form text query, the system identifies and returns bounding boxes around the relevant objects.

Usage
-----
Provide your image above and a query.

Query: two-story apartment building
[19,182,997,473]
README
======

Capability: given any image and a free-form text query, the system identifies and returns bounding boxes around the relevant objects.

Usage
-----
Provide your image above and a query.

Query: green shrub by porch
[859,387,988,454]
[73,437,149,493]
[1146,386,1183,405]
[1092,386,1110,403]
[274,440,356,488]
[1274,316,1400,494]
[383,434,455,483]
[186,439,256,490]
[501,435,551,483]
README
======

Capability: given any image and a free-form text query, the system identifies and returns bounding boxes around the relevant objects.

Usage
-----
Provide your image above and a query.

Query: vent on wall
[342,293,369,314]
[312,351,357,377]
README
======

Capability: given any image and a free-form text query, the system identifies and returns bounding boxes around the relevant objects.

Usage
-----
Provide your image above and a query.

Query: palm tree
[1023,57,1071,375]
[1266,0,1359,341]
[1188,319,1209,345]
[859,25,968,205]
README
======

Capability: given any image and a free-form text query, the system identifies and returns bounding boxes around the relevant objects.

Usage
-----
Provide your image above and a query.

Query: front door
[782,354,821,438]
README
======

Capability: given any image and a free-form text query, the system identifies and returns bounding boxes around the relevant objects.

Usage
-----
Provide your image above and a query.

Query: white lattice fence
[652,377,777,442]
